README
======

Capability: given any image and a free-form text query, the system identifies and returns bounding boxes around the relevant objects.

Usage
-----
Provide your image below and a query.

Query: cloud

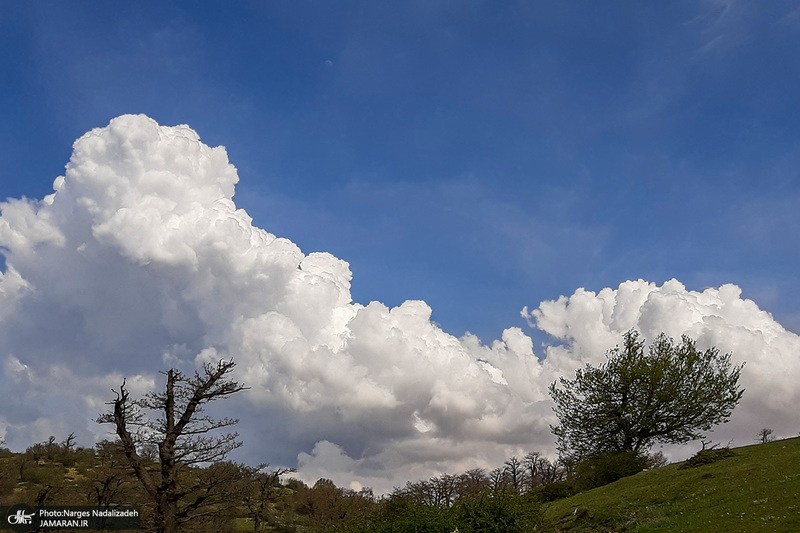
[524,279,800,448]
[1,115,797,493]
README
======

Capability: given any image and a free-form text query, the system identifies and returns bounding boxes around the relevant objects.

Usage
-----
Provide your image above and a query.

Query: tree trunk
[156,495,179,533]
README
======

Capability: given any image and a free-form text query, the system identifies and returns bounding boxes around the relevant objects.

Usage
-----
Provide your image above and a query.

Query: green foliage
[532,480,578,503]
[379,500,456,533]
[573,451,649,491]
[678,447,737,469]
[0,461,16,500]
[340,488,545,533]
[529,451,651,503]
[20,464,65,485]
[454,492,543,533]
[550,330,745,459]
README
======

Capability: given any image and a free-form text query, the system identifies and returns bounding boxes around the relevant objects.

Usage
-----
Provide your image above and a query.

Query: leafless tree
[700,439,719,451]
[240,464,296,532]
[402,479,436,507]
[645,450,669,469]
[429,474,458,508]
[457,468,489,498]
[62,432,77,450]
[98,359,247,533]
[488,467,509,495]
[523,452,566,487]
[756,428,775,444]
[503,456,527,495]
[523,452,543,491]
[87,440,137,506]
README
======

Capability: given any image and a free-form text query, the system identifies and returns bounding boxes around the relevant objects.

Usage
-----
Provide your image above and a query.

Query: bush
[532,481,578,502]
[573,451,648,490]
[379,501,456,533]
[21,465,64,485]
[679,448,736,469]
[0,472,16,500]
[455,493,543,533]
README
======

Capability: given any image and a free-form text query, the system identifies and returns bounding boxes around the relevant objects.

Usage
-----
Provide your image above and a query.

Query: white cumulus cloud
[524,279,800,451]
[0,115,797,493]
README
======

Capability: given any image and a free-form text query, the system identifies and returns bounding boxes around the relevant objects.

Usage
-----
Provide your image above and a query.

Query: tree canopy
[549,330,745,459]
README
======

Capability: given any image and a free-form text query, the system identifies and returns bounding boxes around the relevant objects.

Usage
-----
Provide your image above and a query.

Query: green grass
[543,437,800,532]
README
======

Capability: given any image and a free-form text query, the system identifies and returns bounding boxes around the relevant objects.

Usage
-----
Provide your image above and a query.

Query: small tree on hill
[240,464,297,532]
[503,456,527,495]
[756,428,775,444]
[550,330,744,460]
[98,359,247,533]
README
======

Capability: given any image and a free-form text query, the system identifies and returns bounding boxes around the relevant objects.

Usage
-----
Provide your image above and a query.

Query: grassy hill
[543,437,800,532]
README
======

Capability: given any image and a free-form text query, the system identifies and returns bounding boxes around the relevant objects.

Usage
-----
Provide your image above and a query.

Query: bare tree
[240,464,296,532]
[488,467,509,496]
[503,456,528,495]
[700,439,718,451]
[522,452,565,487]
[98,359,247,533]
[457,468,489,498]
[645,450,669,469]
[756,428,775,444]
[429,474,458,509]
[523,452,543,491]
[402,479,436,507]
[87,440,138,506]
[62,432,77,450]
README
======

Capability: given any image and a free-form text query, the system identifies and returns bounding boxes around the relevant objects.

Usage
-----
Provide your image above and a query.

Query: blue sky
[2,1,799,343]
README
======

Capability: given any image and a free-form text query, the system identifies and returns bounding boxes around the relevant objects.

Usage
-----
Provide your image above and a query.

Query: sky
[0,1,799,493]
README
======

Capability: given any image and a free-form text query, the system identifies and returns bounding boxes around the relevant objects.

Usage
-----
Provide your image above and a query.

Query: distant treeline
[0,435,670,532]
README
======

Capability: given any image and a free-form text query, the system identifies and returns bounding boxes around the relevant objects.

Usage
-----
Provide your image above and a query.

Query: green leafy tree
[550,330,744,459]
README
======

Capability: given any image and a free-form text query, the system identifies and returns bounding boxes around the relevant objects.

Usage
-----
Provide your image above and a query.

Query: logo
[2,504,140,531]
[4,504,36,532]
[6,510,33,525]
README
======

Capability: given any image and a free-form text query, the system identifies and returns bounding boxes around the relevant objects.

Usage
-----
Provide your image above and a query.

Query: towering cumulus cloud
[0,116,797,492]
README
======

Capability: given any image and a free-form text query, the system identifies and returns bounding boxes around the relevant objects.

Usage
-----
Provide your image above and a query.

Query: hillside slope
[544,437,800,532]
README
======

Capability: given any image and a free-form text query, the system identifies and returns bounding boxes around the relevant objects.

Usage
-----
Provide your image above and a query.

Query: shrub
[455,492,543,533]
[381,502,456,533]
[0,472,16,500]
[573,451,649,490]
[21,465,64,485]
[532,480,578,502]
[679,448,736,469]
